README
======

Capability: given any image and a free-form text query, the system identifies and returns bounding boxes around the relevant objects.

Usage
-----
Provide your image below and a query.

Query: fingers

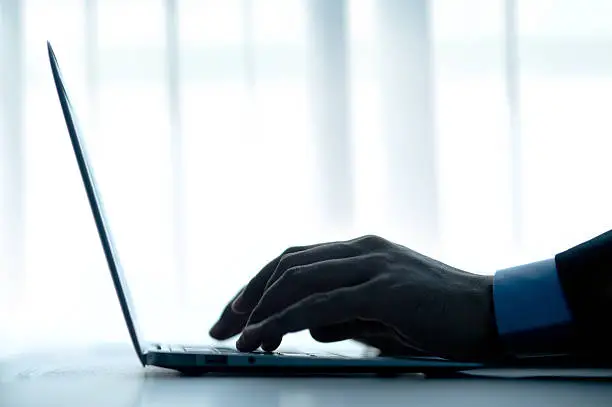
[245,255,374,351]
[213,236,389,348]
[211,243,330,340]
[262,242,358,293]
[209,288,250,340]
[245,255,377,328]
[231,236,387,315]
[230,244,321,314]
[236,281,375,352]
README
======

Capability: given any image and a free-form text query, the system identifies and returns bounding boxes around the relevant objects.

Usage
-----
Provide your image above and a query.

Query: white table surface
[1,344,611,407]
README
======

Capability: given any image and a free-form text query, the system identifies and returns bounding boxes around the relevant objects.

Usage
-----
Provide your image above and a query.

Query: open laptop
[46,40,489,375]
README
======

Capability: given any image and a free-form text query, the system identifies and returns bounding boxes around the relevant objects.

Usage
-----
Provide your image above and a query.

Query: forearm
[555,229,612,355]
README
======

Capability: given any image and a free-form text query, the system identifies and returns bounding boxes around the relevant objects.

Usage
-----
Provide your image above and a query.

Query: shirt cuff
[493,258,574,356]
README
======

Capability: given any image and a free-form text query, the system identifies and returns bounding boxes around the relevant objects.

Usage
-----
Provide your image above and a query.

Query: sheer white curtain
[3,0,612,354]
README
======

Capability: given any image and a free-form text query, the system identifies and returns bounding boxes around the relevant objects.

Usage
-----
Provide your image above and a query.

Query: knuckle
[275,247,300,270]
[353,234,388,249]
[277,251,298,273]
[283,245,306,256]
[277,266,308,289]
[284,265,304,280]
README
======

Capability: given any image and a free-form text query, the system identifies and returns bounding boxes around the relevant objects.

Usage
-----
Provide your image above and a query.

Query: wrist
[480,275,505,361]
[452,273,505,362]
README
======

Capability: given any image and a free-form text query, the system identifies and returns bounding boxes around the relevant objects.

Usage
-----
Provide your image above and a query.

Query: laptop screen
[47,42,147,365]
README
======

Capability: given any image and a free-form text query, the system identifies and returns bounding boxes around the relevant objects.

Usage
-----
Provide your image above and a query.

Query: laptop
[46,40,488,375]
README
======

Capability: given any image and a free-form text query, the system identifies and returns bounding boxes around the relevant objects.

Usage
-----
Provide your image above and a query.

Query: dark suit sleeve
[555,229,612,355]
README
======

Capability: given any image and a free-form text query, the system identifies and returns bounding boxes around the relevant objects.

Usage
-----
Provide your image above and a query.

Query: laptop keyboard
[180,345,241,354]
[174,345,348,358]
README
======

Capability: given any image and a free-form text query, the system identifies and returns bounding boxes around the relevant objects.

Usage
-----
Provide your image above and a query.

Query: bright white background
[2,0,612,355]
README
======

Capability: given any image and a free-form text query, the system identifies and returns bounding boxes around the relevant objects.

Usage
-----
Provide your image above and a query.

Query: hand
[209,235,501,361]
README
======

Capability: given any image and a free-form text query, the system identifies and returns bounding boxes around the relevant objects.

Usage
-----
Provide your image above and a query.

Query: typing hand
[209,235,500,361]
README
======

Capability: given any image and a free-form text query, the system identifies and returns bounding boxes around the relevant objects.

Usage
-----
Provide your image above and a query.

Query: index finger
[209,287,249,339]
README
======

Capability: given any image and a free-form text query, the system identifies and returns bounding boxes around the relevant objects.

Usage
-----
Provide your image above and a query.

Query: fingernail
[231,297,246,313]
